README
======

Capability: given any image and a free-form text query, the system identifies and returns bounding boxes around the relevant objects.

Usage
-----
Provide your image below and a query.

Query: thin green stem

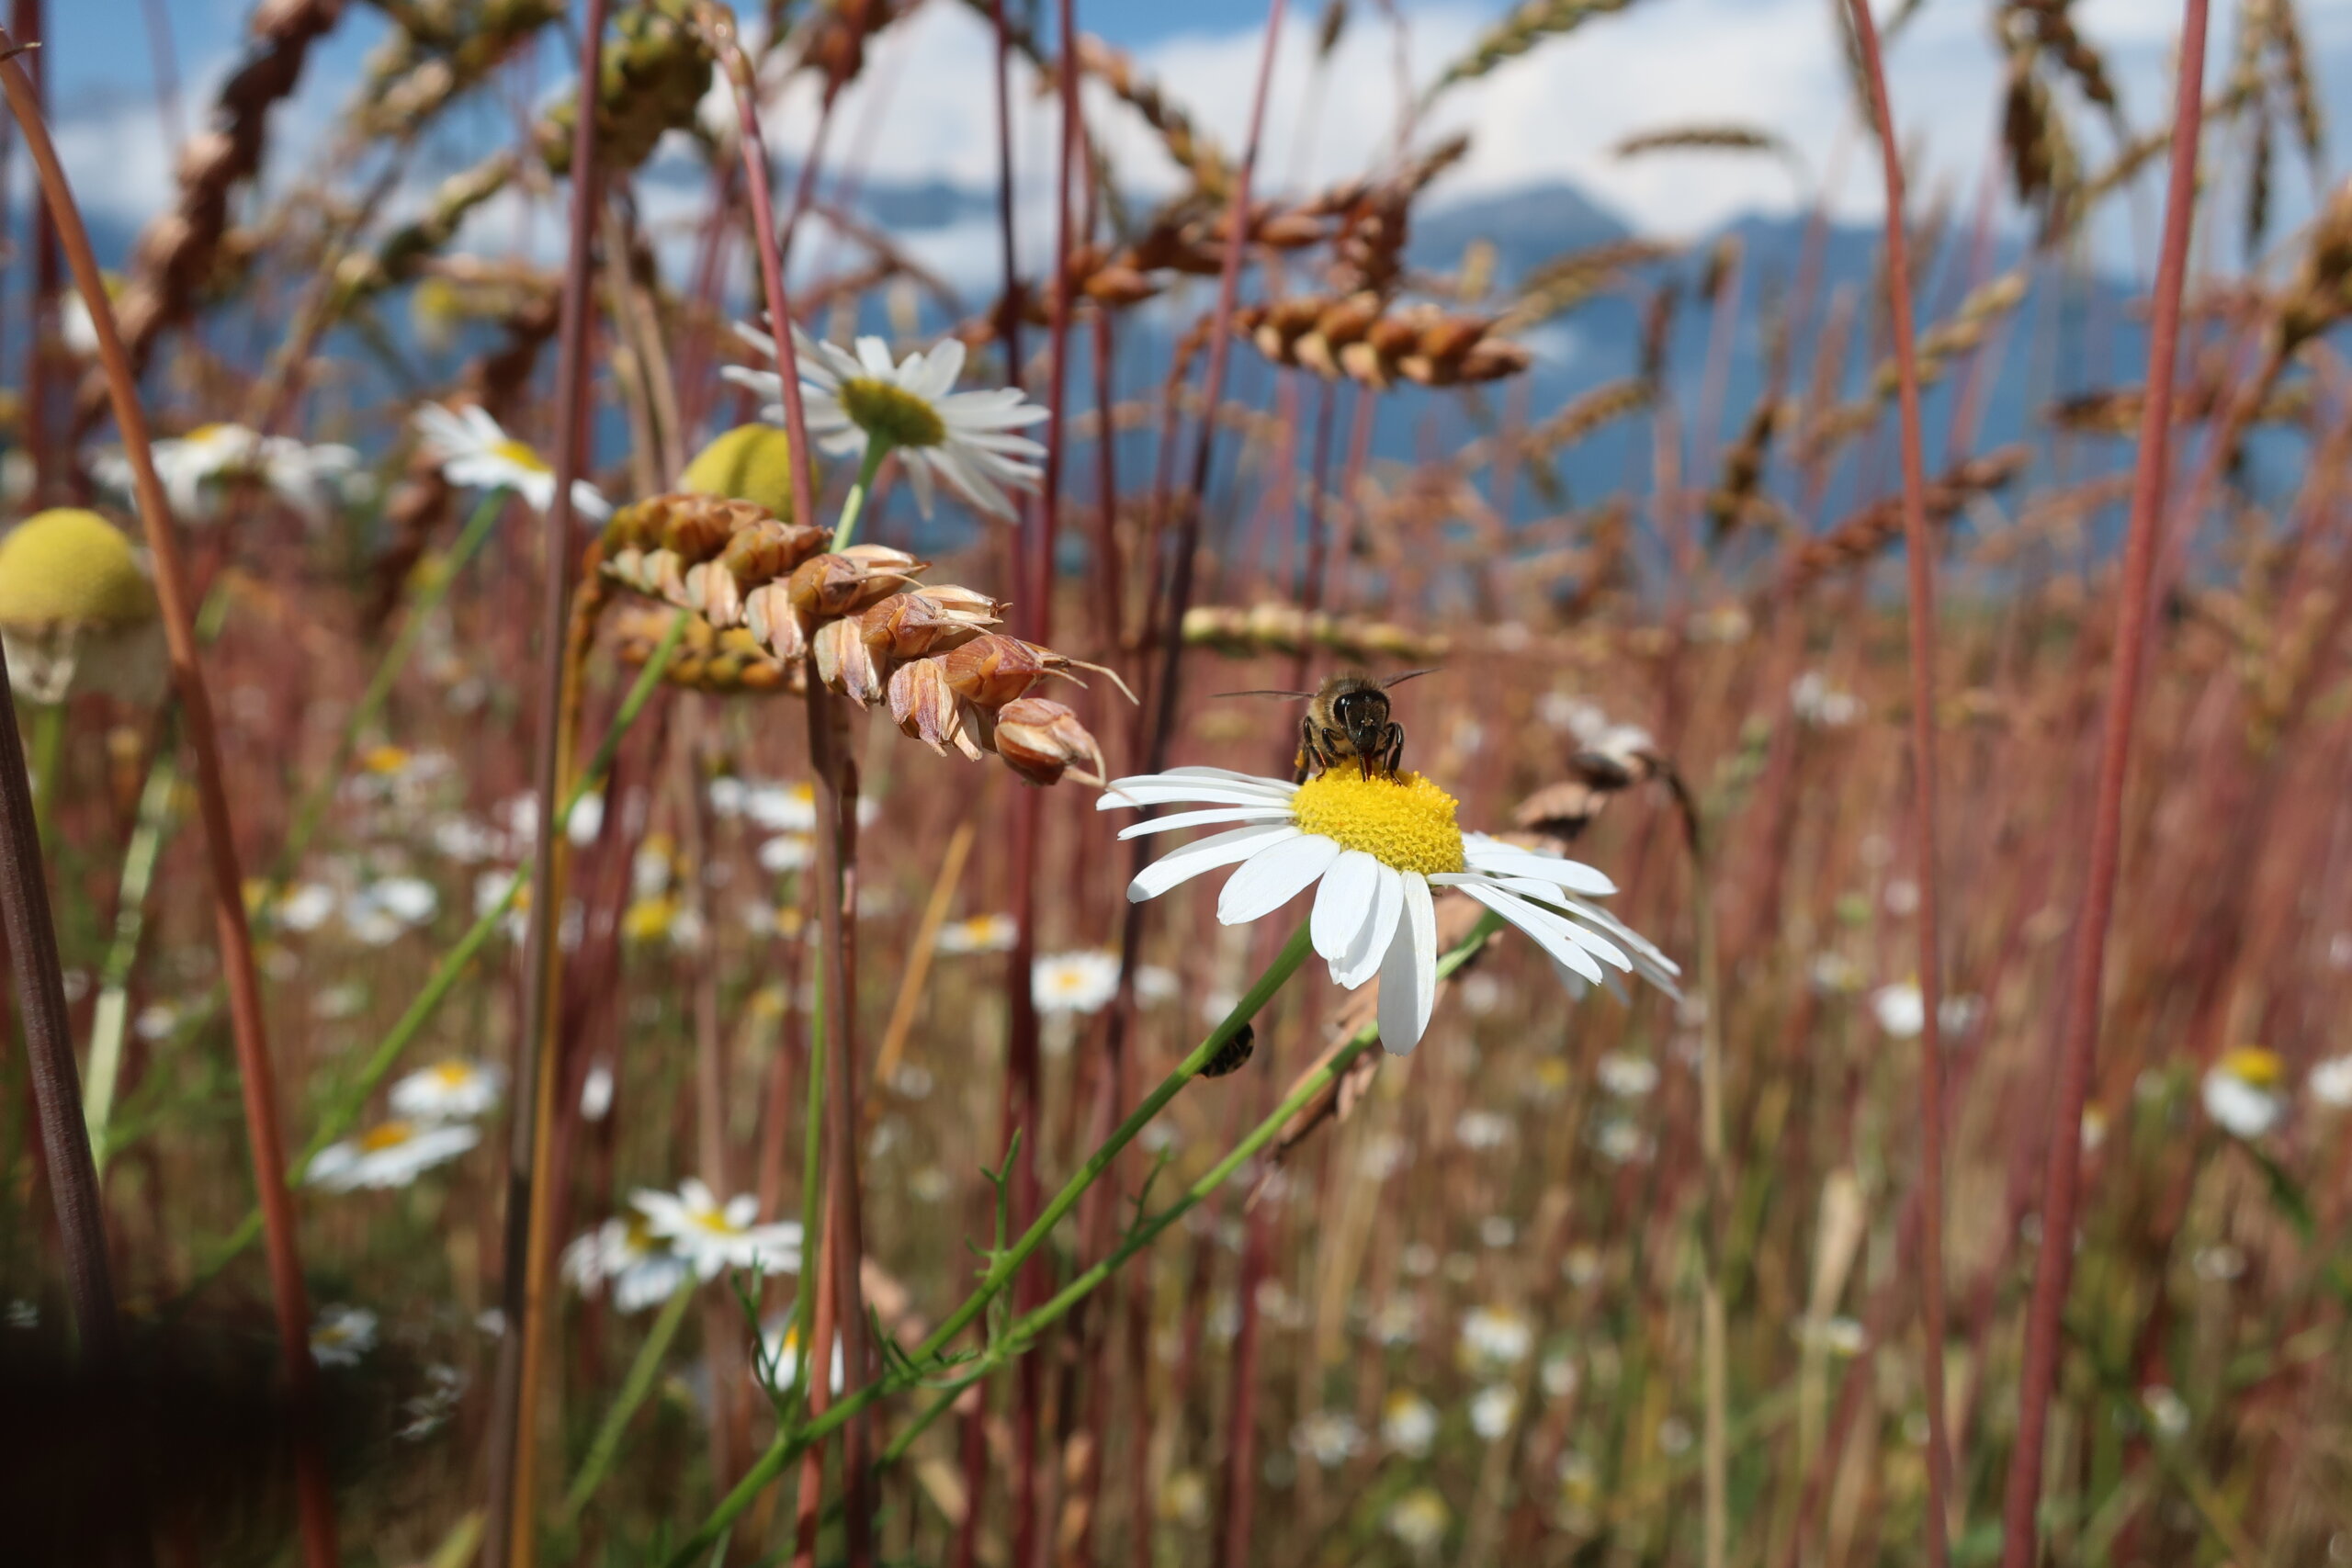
[666,914,1500,1566]
[84,737,180,1173]
[28,701,62,857]
[561,1281,696,1522]
[199,611,693,1272]
[830,440,891,552]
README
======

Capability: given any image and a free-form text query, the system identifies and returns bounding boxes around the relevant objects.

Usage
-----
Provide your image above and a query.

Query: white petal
[855,335,897,378]
[1432,875,1632,970]
[1460,882,1603,984]
[1117,806,1295,840]
[901,449,938,518]
[1463,835,1617,897]
[1129,824,1299,902]
[1099,781,1302,811]
[1376,875,1438,1054]
[1555,895,1682,983]
[1217,834,1341,925]
[1335,865,1405,989]
[1159,767,1297,796]
[919,337,966,396]
[1311,851,1383,962]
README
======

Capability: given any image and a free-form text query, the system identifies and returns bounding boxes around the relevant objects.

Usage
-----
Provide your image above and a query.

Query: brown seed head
[888,657,985,760]
[991,698,1106,787]
[786,545,927,631]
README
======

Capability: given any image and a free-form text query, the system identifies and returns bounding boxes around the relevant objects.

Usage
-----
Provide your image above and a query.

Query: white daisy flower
[633,1179,803,1280]
[561,1213,691,1314]
[308,1118,480,1191]
[1102,766,1675,1055]
[726,324,1047,520]
[580,1062,616,1122]
[1033,949,1122,1015]
[1596,1051,1659,1098]
[98,423,359,525]
[413,402,611,522]
[1382,1391,1439,1457]
[1871,981,1925,1038]
[390,1058,503,1122]
[310,1304,378,1367]
[936,913,1020,954]
[2202,1047,2287,1140]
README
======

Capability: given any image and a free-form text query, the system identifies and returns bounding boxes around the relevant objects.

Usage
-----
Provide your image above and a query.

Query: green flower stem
[830,440,891,553]
[560,1280,696,1523]
[28,701,62,856]
[667,915,1509,1567]
[790,965,826,1421]
[266,487,509,898]
[83,739,180,1173]
[200,610,693,1273]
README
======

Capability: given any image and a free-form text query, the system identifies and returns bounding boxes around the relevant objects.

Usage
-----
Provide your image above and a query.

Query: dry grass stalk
[1427,0,1640,97]
[1781,446,2030,594]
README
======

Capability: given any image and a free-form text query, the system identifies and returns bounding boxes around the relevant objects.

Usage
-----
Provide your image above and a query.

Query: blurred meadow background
[3,0,2352,1564]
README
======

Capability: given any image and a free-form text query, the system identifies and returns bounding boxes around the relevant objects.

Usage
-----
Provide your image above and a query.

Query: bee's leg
[1295,716,1317,782]
[1383,722,1405,775]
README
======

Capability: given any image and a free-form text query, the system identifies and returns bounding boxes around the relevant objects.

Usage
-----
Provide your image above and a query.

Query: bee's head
[1330,685,1390,773]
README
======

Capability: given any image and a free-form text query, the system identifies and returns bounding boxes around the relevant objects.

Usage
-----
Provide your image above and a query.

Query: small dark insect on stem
[1998,4,2212,1566]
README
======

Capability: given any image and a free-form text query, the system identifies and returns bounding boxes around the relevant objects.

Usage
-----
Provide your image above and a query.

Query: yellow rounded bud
[678,424,800,522]
[0,509,157,630]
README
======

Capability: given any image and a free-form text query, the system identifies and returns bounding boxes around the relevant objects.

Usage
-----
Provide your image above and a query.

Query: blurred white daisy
[1382,1391,1438,1457]
[308,1118,480,1191]
[727,324,1047,519]
[1102,766,1676,1054]
[1385,1488,1450,1555]
[937,913,1020,954]
[634,1179,803,1279]
[1596,1051,1659,1098]
[310,1304,378,1367]
[99,423,357,525]
[2309,1054,2352,1110]
[1460,1305,1532,1371]
[580,1063,616,1122]
[390,1058,503,1122]
[413,402,610,520]
[1469,1384,1520,1440]
[1871,981,1925,1038]
[1033,949,1121,1015]
[2202,1047,2287,1139]
[562,1213,690,1313]
[1291,1410,1364,1468]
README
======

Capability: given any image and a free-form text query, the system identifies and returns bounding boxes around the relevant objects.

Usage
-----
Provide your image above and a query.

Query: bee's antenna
[1215,688,1314,700]
[1379,668,1441,690]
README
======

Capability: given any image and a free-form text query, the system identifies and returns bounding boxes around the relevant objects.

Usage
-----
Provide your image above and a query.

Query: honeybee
[1224,670,1437,781]
[1202,1021,1256,1077]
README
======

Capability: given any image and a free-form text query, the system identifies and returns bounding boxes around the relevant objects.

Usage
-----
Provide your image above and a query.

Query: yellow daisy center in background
[359,1120,417,1153]
[1292,771,1466,876]
[490,437,551,474]
[429,1061,474,1088]
[2220,1045,2283,1088]
[839,377,946,449]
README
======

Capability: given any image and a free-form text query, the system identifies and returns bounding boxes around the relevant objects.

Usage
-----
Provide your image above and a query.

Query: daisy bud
[991,698,1105,787]
[813,616,887,706]
[677,423,803,522]
[888,658,985,761]
[0,509,167,705]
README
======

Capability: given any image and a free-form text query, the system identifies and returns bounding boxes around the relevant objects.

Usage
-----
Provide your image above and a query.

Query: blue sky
[33,0,2352,277]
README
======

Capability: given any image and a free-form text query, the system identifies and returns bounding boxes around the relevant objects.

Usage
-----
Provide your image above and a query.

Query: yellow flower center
[430,1061,474,1089]
[839,377,946,449]
[0,509,157,629]
[359,1120,417,1153]
[691,1206,742,1237]
[490,437,551,474]
[1291,771,1465,876]
[2220,1045,2283,1088]
[362,744,412,774]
